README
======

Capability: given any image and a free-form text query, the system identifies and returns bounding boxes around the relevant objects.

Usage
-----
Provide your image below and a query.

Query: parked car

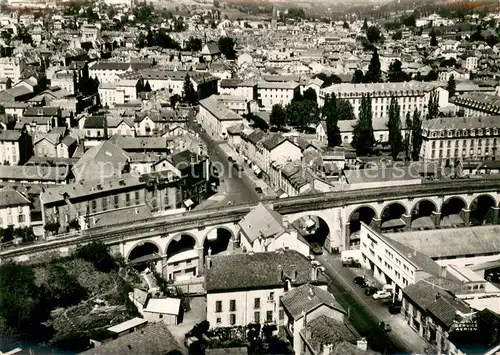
[378,321,391,332]
[311,243,323,255]
[372,290,392,300]
[364,286,378,296]
[388,301,402,314]
[353,276,367,287]
[255,187,263,194]
[342,257,361,268]
[228,156,234,162]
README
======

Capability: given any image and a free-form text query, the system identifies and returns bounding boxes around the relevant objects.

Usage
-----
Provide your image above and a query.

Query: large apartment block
[319,82,448,120]
[450,92,500,117]
[420,115,500,165]
[0,57,26,83]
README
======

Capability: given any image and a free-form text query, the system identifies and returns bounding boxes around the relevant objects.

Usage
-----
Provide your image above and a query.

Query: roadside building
[198,96,244,138]
[205,250,328,328]
[0,188,31,229]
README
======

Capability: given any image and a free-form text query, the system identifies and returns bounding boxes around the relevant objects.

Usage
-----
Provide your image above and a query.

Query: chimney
[310,263,317,281]
[308,285,315,300]
[322,344,334,355]
[205,248,212,270]
[357,338,368,351]
[302,310,307,329]
[290,264,297,282]
[277,264,283,282]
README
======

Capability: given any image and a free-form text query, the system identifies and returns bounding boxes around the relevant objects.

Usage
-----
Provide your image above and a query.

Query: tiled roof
[79,322,181,355]
[0,130,21,141]
[427,296,471,328]
[282,283,345,320]
[246,129,266,145]
[199,96,243,122]
[301,315,358,351]
[108,135,170,151]
[205,250,327,292]
[0,188,30,208]
[258,81,299,90]
[322,81,436,95]
[238,203,285,243]
[84,115,106,129]
[23,106,60,117]
[261,133,287,151]
[423,115,500,131]
[0,165,70,183]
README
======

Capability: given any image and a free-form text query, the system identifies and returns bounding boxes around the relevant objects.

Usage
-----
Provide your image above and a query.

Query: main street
[188,116,260,206]
[317,253,429,354]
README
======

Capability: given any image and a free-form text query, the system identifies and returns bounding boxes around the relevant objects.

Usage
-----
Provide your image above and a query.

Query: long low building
[420,115,500,165]
[450,92,500,117]
[319,81,448,120]
[198,95,244,137]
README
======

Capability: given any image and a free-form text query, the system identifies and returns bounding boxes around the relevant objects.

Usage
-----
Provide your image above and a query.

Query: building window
[254,298,260,309]
[18,214,24,223]
[135,191,140,203]
[91,200,97,211]
[215,301,222,313]
[102,197,107,211]
[254,311,260,323]
[114,195,119,207]
[125,193,130,206]
[230,314,236,325]
[266,311,273,323]
[279,309,284,320]
[216,317,221,324]
[230,300,236,312]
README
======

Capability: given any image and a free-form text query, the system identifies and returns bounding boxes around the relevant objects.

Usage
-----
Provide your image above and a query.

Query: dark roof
[84,115,106,129]
[281,283,346,320]
[204,41,220,55]
[23,106,60,117]
[169,149,200,167]
[206,250,328,292]
[0,188,31,208]
[0,130,21,141]
[247,129,266,145]
[302,315,358,351]
[220,79,243,88]
[79,322,181,355]
[61,135,77,147]
[261,134,287,151]
[427,296,471,328]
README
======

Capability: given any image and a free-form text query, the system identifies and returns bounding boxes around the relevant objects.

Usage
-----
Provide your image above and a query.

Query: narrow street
[317,253,429,354]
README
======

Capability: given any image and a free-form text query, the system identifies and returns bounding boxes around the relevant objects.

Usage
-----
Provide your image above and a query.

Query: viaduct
[2,177,500,276]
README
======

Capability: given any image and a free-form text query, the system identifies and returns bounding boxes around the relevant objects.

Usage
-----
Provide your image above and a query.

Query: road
[188,118,259,206]
[317,253,428,354]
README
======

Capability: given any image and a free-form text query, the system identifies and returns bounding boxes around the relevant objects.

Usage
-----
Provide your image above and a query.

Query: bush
[75,242,117,273]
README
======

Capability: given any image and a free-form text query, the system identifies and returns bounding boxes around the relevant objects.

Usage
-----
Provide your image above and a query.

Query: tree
[292,90,304,102]
[411,109,423,161]
[182,74,197,105]
[352,69,364,84]
[286,100,319,132]
[352,94,375,155]
[337,100,355,121]
[366,26,382,43]
[137,32,147,48]
[323,93,342,147]
[427,91,439,119]
[365,49,382,83]
[447,74,456,98]
[303,88,317,102]
[0,262,39,330]
[218,36,236,60]
[170,93,181,109]
[388,96,403,160]
[430,29,438,46]
[15,25,32,45]
[362,18,368,31]
[392,31,402,40]
[270,104,287,130]
[388,59,410,82]
[75,241,116,273]
[425,69,438,81]
[404,113,412,160]
[185,37,202,51]
[343,21,349,29]
[43,264,86,308]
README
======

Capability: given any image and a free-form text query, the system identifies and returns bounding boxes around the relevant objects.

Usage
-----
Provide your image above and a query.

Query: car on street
[372,290,392,300]
[342,257,361,268]
[364,286,378,296]
[311,243,323,255]
[255,187,263,194]
[378,321,392,332]
[388,301,402,314]
[228,156,234,162]
[353,276,367,287]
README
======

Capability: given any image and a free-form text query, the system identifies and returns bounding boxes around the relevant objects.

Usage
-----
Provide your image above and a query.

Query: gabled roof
[84,115,106,129]
[281,283,346,320]
[0,188,31,208]
[79,322,181,355]
[206,250,327,292]
[23,106,60,117]
[0,130,21,141]
[238,203,285,243]
[261,134,288,151]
